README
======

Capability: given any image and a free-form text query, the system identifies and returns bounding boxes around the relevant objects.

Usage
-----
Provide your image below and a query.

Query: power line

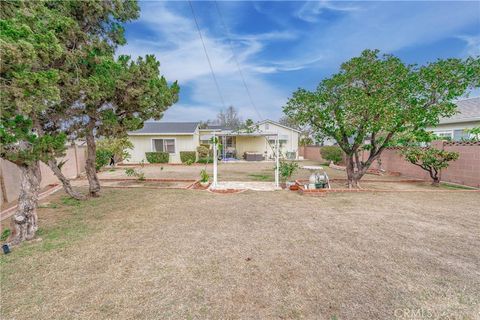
[188,0,226,110]
[214,0,264,121]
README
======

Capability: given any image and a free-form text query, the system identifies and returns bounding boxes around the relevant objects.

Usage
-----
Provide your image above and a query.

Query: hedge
[197,157,213,164]
[145,152,169,163]
[180,151,196,163]
[320,146,343,164]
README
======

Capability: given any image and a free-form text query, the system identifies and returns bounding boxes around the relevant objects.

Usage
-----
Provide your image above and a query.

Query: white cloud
[296,0,359,23]
[457,35,480,56]
[118,2,302,122]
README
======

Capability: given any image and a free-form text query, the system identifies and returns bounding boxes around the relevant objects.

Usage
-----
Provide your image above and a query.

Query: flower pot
[289,184,299,191]
[200,181,210,187]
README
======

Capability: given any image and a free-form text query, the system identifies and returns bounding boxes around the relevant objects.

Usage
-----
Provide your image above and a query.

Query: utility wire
[188,0,226,109]
[214,0,264,121]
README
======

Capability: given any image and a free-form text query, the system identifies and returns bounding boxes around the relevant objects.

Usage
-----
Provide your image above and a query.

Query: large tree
[67,54,179,197]
[284,50,479,188]
[42,0,142,198]
[215,105,242,129]
[0,1,73,243]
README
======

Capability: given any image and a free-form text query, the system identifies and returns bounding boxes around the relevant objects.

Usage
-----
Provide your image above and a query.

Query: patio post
[275,134,279,188]
[213,131,218,188]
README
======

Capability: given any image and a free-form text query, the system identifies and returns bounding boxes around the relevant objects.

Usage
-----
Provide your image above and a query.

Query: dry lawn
[1,186,479,319]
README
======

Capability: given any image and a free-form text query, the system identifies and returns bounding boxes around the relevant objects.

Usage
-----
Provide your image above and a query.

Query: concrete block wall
[1,145,87,206]
[300,141,480,188]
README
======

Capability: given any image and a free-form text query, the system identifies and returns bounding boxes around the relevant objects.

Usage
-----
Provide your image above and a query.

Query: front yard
[1,181,479,319]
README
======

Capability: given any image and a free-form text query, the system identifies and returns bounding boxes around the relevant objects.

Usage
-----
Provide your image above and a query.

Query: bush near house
[197,158,213,164]
[180,151,196,164]
[320,146,343,164]
[96,149,112,171]
[196,145,211,158]
[145,152,169,163]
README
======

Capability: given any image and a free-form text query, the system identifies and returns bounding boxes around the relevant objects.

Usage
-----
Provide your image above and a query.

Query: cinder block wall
[1,145,87,206]
[300,141,480,188]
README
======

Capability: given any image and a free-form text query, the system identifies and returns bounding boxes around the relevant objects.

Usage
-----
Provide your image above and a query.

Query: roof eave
[127,132,195,136]
[438,117,480,125]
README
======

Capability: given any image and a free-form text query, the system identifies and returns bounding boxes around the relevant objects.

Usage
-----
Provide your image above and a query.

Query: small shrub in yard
[180,151,196,164]
[200,169,209,183]
[145,152,169,163]
[320,146,343,164]
[125,161,146,181]
[278,160,299,182]
[1,229,11,242]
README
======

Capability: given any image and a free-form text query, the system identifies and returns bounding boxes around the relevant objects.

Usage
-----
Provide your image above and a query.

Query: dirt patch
[1,188,479,319]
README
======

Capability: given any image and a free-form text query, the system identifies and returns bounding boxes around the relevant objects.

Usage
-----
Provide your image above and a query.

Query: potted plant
[278,160,299,190]
[199,169,210,187]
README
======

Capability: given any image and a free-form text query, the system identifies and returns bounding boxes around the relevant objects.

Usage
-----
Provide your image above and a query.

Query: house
[428,97,480,141]
[126,119,300,163]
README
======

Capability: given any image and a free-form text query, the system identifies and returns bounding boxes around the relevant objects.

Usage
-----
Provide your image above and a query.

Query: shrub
[96,149,112,171]
[97,137,133,163]
[200,169,209,182]
[196,145,210,158]
[1,228,11,242]
[180,151,196,164]
[145,152,169,163]
[320,146,343,164]
[197,157,213,164]
[278,160,299,182]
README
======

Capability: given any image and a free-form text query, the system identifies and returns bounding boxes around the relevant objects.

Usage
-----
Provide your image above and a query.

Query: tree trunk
[47,159,86,200]
[430,170,440,187]
[85,120,101,197]
[345,156,361,188]
[10,162,41,245]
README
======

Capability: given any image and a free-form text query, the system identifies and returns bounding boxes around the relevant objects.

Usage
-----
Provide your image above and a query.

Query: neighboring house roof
[128,122,199,135]
[203,124,232,131]
[256,119,302,133]
[439,97,480,124]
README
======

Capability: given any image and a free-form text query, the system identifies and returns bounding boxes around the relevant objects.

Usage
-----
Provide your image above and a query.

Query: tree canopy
[284,49,479,187]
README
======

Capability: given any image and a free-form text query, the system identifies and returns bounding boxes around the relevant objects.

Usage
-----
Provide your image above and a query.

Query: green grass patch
[60,196,82,206]
[440,183,476,190]
[248,173,273,181]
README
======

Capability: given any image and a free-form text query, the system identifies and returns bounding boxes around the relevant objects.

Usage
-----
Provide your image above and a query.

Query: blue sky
[118,1,480,122]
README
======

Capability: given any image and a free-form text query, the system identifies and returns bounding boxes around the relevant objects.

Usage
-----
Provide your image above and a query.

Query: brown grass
[1,186,479,319]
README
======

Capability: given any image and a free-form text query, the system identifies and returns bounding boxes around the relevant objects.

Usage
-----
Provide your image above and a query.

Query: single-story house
[427,97,480,141]
[126,119,300,163]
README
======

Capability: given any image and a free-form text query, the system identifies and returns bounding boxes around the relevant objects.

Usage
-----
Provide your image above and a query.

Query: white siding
[256,121,299,159]
[127,134,199,163]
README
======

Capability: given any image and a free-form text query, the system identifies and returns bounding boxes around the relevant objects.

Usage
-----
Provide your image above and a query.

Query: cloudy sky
[118,1,480,122]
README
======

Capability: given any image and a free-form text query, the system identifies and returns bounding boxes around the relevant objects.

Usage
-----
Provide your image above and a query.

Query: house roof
[439,97,480,124]
[128,122,199,135]
[204,124,232,131]
[256,119,302,133]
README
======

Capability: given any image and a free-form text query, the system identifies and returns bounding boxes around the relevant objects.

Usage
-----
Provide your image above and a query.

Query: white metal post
[213,132,218,188]
[275,135,279,188]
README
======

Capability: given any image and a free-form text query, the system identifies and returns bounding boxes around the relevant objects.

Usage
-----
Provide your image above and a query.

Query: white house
[126,119,300,163]
[428,97,480,140]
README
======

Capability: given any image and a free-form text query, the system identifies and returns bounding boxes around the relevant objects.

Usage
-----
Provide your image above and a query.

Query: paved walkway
[210,181,281,191]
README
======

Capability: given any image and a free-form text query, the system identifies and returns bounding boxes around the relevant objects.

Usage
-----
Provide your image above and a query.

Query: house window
[265,123,269,130]
[153,139,175,153]
[453,129,470,141]
[433,131,453,140]
[225,136,235,148]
